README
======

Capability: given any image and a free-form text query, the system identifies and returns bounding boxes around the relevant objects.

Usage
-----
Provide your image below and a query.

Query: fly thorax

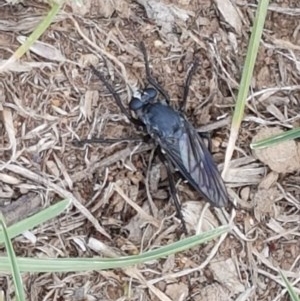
[147,104,181,138]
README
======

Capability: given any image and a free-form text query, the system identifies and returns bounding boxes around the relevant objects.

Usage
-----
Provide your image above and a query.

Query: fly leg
[73,137,144,146]
[198,131,212,153]
[157,149,188,235]
[139,42,171,104]
[90,65,143,127]
[73,134,151,146]
[181,58,213,152]
[180,59,199,113]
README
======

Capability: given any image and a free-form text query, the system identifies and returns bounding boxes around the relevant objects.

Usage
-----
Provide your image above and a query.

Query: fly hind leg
[198,131,212,153]
[156,148,188,235]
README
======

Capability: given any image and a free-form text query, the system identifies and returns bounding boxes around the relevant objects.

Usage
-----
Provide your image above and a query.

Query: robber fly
[84,42,228,231]
[129,87,228,208]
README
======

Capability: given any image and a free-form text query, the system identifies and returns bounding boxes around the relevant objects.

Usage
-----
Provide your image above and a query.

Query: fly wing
[158,118,228,207]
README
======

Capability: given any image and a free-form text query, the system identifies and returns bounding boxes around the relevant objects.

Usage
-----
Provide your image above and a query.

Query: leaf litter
[0,0,300,300]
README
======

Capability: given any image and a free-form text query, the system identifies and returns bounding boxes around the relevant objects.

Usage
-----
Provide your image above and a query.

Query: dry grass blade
[3,164,110,239]
[70,144,153,183]
[113,184,159,228]
[214,0,242,34]
[17,35,67,62]
[127,267,174,301]
[0,193,42,226]
[2,108,16,162]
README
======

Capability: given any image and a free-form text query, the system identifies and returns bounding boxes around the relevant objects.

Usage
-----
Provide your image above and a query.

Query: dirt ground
[0,0,300,300]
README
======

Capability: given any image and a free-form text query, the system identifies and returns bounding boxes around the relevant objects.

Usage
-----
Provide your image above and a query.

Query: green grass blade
[0,215,25,301]
[13,2,63,59]
[0,1,64,71]
[250,127,300,149]
[0,225,229,272]
[0,199,70,243]
[222,0,270,176]
[279,270,300,301]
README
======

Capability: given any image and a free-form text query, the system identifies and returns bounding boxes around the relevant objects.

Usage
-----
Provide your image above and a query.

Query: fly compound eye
[141,88,157,103]
[129,88,157,111]
[129,97,144,111]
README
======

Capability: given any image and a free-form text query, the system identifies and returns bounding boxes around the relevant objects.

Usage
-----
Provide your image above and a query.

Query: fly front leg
[90,66,143,127]
[139,42,171,104]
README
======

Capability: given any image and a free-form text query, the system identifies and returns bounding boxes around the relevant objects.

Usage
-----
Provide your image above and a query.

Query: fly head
[129,87,157,111]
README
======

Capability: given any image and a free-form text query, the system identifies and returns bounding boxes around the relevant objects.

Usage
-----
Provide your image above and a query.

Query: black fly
[84,42,229,232]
